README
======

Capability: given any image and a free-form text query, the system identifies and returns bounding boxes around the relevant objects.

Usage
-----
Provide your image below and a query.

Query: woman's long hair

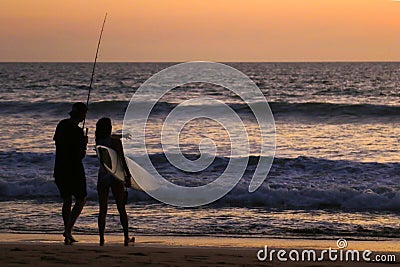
[95,117,112,142]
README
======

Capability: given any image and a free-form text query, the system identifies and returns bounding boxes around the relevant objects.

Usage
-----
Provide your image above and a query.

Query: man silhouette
[53,102,88,245]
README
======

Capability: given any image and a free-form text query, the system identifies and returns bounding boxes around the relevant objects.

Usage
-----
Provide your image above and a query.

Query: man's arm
[68,125,87,159]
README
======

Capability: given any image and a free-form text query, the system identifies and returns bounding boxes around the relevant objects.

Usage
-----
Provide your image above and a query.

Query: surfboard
[95,145,144,191]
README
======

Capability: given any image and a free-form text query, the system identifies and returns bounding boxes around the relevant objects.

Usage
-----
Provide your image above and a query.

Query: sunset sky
[1,0,399,62]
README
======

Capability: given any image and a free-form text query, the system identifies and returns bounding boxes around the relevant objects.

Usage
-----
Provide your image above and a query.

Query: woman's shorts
[97,174,121,191]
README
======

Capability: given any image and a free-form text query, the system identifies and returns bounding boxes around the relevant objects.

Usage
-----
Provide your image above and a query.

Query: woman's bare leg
[111,182,131,245]
[98,186,109,246]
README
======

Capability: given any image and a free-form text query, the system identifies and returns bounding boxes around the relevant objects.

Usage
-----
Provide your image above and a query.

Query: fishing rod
[82,12,108,134]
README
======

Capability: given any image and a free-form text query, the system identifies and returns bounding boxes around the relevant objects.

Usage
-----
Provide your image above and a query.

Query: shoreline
[1,233,399,251]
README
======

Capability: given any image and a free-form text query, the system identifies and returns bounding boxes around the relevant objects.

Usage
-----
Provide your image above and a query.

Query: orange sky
[1,0,399,62]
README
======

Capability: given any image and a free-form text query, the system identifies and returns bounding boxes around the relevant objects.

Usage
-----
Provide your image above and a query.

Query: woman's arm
[111,137,132,187]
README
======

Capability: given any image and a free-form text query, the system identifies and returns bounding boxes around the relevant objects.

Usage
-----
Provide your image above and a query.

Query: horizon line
[1,60,400,63]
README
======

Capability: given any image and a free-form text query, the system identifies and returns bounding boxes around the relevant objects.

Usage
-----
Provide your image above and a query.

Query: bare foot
[64,237,72,245]
[124,237,135,246]
[63,232,78,243]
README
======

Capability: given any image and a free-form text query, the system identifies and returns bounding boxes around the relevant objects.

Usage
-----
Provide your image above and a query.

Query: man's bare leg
[62,197,72,234]
[64,197,86,242]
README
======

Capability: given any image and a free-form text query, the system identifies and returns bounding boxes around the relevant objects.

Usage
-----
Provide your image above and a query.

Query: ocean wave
[1,100,399,120]
[0,151,399,210]
[268,102,400,118]
[0,101,128,118]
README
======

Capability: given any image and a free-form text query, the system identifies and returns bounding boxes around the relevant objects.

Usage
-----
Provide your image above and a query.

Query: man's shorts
[55,177,87,199]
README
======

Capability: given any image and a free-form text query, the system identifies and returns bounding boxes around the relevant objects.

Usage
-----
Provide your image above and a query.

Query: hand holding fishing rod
[82,12,108,136]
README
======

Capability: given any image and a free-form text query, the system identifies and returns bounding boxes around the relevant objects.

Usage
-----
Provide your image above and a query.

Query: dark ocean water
[0,62,399,238]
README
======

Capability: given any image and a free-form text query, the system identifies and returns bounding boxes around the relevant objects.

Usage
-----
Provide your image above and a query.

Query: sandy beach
[0,234,398,266]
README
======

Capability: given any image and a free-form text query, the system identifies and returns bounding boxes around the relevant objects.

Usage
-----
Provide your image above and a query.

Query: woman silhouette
[95,117,135,246]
